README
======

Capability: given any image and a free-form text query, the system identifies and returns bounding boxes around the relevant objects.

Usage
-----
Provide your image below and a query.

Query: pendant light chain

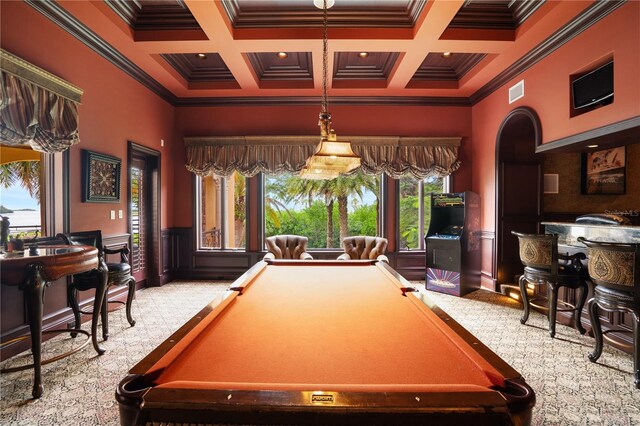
[321,0,329,114]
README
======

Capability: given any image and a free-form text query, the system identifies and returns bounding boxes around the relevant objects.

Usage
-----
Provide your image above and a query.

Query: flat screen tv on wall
[572,61,614,110]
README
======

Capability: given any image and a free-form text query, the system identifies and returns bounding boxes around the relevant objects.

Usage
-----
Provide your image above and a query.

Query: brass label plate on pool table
[310,393,335,404]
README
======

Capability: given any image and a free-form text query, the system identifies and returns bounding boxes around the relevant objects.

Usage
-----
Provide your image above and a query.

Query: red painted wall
[471,2,640,231]
[0,1,175,232]
[173,104,473,227]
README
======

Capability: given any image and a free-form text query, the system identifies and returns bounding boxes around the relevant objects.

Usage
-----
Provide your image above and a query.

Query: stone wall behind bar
[543,143,640,221]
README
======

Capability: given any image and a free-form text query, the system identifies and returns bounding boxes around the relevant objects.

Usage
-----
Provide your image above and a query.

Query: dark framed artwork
[82,150,121,202]
[581,146,626,195]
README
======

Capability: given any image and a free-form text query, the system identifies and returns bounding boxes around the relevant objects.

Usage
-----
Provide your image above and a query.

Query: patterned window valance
[185,136,461,179]
[0,49,83,153]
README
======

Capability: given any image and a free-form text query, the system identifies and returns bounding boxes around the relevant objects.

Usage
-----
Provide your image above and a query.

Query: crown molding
[26,0,176,104]
[470,0,626,105]
[27,0,626,109]
[174,96,471,107]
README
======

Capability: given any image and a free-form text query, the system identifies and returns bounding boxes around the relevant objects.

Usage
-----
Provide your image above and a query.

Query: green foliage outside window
[264,172,380,249]
[398,176,445,249]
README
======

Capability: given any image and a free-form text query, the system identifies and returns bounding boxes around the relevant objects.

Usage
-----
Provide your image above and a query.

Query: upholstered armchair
[264,235,313,260]
[337,236,389,263]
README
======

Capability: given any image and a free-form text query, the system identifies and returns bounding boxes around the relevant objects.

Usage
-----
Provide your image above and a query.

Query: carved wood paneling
[480,231,496,291]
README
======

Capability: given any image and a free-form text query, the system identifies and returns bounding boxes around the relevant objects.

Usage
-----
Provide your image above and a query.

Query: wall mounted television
[572,61,614,110]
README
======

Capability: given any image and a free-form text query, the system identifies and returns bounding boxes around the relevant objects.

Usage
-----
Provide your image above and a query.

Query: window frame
[261,172,384,251]
[397,175,450,251]
[194,173,248,251]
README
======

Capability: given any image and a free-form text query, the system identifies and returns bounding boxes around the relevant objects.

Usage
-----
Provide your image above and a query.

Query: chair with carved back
[578,237,640,389]
[511,231,589,338]
[337,236,389,263]
[60,230,136,341]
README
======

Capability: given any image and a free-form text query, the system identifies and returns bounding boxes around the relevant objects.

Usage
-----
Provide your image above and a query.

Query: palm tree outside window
[264,172,380,249]
[0,146,43,239]
[398,175,449,250]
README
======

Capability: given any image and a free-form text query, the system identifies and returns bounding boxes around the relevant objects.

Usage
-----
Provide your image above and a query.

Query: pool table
[117,259,535,425]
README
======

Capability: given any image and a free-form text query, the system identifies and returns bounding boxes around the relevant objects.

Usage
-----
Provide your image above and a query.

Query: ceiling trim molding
[222,0,427,29]
[535,115,640,154]
[26,0,176,104]
[174,96,471,107]
[470,0,626,105]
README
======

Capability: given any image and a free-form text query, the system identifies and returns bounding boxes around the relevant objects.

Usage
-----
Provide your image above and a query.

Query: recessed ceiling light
[358,52,369,58]
[196,53,207,59]
[441,52,452,58]
[587,144,599,148]
[277,52,288,59]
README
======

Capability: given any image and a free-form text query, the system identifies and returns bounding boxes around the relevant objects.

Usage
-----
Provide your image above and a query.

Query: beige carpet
[1,281,638,425]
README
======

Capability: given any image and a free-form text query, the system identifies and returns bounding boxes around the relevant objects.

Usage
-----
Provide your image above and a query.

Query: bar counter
[543,221,640,248]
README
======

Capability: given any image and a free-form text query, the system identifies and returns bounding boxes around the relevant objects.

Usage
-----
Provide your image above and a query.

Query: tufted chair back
[264,235,313,260]
[512,232,558,275]
[339,236,388,262]
[578,238,640,295]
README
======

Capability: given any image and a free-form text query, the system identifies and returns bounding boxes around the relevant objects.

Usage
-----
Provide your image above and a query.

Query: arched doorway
[494,107,543,288]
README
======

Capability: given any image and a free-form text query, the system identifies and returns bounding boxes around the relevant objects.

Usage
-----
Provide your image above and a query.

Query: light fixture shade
[300,137,361,180]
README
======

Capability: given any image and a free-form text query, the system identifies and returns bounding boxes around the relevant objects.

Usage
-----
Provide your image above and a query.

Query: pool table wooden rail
[117,260,535,426]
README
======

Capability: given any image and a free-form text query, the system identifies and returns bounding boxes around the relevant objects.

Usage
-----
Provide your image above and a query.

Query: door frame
[127,141,161,287]
[494,106,542,289]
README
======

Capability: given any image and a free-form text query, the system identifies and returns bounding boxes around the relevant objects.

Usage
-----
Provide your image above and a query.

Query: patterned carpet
[1,280,638,425]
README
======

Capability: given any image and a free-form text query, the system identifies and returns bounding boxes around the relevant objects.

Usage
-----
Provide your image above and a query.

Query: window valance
[185,136,461,179]
[0,49,83,153]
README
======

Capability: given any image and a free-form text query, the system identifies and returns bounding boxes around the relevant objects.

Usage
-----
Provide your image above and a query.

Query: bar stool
[578,237,640,389]
[60,230,136,341]
[512,231,589,338]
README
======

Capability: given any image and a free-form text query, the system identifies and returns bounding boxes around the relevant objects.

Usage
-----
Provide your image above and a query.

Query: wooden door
[497,162,542,284]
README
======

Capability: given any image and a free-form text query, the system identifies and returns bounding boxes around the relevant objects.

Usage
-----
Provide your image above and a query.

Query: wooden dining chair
[60,230,136,341]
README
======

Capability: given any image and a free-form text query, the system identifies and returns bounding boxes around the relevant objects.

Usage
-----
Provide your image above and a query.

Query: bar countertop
[542,221,640,247]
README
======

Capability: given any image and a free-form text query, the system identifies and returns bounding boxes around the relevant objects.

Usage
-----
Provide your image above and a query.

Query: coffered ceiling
[33,0,618,104]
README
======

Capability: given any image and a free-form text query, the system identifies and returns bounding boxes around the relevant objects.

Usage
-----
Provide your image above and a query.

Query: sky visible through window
[1,183,38,210]
[1,183,40,228]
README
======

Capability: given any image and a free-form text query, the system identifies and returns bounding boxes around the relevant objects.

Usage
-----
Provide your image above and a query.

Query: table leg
[22,263,46,399]
[91,258,108,355]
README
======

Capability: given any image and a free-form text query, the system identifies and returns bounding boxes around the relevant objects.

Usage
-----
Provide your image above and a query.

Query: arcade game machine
[425,192,480,296]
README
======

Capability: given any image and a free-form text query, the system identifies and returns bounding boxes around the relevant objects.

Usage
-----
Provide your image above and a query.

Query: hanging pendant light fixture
[300,0,360,180]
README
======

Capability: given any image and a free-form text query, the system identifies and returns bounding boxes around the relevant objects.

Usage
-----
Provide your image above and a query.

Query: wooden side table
[0,245,107,398]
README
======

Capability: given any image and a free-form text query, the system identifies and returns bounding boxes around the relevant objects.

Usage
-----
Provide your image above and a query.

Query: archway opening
[494,107,542,288]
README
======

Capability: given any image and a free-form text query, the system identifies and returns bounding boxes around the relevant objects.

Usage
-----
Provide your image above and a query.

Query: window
[398,175,449,250]
[0,147,43,239]
[196,172,246,250]
[264,172,381,249]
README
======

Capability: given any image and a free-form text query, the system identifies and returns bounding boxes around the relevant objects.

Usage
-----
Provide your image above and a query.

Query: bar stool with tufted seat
[578,237,640,389]
[512,231,589,338]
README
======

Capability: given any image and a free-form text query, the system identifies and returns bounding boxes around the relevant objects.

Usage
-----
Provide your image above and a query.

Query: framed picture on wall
[82,150,121,202]
[581,146,626,195]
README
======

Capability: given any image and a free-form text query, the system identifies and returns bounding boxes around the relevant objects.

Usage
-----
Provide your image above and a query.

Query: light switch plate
[110,210,115,220]
[118,210,123,219]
